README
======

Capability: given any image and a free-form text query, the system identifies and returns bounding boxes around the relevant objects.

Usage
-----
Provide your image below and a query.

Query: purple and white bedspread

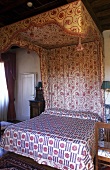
[0,109,102,170]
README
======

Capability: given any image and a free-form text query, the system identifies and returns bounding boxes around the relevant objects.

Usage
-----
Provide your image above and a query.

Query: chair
[95,122,110,170]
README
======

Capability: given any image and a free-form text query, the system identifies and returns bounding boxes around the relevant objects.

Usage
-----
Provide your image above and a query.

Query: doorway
[16,73,37,121]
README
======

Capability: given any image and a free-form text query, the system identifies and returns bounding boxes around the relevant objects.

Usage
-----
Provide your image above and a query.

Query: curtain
[0,62,9,121]
[1,52,16,121]
[40,42,104,118]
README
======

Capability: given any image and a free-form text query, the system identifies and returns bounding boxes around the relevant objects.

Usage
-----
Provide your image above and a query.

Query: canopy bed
[1,109,102,170]
[0,0,104,170]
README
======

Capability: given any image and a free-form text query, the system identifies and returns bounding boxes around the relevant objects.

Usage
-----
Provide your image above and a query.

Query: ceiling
[0,0,110,33]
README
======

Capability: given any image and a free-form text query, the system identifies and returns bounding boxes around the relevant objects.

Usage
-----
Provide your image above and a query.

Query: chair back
[95,122,110,170]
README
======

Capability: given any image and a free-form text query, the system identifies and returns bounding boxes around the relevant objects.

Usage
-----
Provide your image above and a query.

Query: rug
[0,153,46,170]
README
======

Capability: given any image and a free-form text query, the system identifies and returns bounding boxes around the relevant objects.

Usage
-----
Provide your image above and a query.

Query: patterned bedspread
[0,109,101,170]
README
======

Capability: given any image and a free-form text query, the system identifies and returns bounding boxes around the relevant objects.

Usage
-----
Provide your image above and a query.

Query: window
[0,62,9,120]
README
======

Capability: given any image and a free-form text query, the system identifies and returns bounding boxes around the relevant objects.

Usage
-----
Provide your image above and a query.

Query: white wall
[16,48,41,81]
[103,31,110,120]
[15,48,41,121]
[103,30,110,81]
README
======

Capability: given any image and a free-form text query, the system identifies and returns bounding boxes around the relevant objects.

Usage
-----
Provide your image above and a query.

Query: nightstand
[29,100,45,118]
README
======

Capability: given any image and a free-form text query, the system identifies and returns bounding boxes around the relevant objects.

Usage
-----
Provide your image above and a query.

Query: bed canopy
[0,0,104,120]
[0,0,102,53]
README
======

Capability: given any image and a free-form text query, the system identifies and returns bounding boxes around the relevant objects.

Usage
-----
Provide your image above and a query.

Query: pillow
[42,108,102,122]
[70,111,102,122]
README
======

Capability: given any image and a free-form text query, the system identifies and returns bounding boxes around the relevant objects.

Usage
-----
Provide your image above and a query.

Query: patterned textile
[43,108,102,121]
[98,141,110,158]
[40,41,104,119]
[0,110,101,170]
[0,152,45,170]
[0,1,102,53]
[98,149,110,158]
[0,168,18,170]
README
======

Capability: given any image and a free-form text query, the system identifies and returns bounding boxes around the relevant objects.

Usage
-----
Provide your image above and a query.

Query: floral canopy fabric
[0,0,102,53]
[0,0,104,119]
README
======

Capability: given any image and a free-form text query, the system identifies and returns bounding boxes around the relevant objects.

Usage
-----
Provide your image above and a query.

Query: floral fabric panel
[40,42,104,119]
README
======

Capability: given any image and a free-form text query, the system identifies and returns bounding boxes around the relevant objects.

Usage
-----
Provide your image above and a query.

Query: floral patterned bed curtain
[40,41,104,118]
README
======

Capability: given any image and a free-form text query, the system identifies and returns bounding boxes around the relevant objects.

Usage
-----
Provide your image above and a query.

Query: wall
[103,30,110,81]
[15,48,41,121]
[103,30,110,105]
[102,31,110,121]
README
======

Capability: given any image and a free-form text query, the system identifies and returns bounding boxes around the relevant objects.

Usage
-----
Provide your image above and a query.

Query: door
[20,73,36,120]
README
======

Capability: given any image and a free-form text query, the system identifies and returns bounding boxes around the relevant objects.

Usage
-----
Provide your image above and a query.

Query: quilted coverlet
[0,109,101,170]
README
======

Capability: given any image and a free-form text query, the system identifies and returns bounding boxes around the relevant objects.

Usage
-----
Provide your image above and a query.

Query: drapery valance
[0,0,102,53]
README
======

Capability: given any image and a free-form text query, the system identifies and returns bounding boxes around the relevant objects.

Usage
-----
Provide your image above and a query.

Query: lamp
[35,81,44,100]
[37,81,42,89]
[101,81,110,92]
[27,2,33,7]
